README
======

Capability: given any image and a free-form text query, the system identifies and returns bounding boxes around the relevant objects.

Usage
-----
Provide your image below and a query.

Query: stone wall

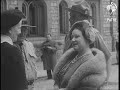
[46,0,60,40]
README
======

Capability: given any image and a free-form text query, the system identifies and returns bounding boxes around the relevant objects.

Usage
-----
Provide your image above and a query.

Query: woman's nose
[72,37,75,42]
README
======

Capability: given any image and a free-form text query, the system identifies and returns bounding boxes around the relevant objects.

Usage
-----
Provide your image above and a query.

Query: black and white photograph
[1,0,119,90]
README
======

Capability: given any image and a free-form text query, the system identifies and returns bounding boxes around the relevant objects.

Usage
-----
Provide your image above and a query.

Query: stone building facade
[1,0,118,52]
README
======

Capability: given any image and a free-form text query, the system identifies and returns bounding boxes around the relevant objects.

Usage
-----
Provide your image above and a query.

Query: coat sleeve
[94,32,111,61]
[11,47,28,89]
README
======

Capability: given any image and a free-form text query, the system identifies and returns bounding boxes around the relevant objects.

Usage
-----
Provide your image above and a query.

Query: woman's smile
[72,41,78,47]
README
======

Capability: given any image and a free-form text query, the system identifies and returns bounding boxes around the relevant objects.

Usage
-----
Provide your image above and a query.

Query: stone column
[45,0,60,40]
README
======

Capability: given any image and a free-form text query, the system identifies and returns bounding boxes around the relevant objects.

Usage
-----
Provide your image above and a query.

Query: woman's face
[9,20,22,42]
[71,29,88,51]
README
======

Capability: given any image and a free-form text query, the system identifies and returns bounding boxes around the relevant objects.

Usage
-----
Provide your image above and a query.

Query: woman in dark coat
[41,34,57,79]
[53,21,107,90]
[1,9,27,90]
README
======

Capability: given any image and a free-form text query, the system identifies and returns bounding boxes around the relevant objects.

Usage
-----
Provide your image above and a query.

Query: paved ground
[29,52,119,90]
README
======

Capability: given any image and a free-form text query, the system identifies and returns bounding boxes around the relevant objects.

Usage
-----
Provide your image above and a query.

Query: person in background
[112,33,119,65]
[115,33,119,65]
[1,9,27,90]
[64,0,111,82]
[14,25,38,89]
[56,42,64,61]
[40,34,58,79]
[116,39,119,65]
[53,21,107,90]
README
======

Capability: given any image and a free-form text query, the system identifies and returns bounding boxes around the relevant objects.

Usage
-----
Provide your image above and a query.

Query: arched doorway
[35,0,47,37]
[26,0,47,37]
[91,3,97,28]
[1,0,7,13]
[59,0,69,34]
[29,2,36,36]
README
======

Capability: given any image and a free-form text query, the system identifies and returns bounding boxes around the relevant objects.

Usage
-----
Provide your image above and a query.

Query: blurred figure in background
[112,33,119,65]
[56,42,63,61]
[14,25,38,88]
[40,34,58,79]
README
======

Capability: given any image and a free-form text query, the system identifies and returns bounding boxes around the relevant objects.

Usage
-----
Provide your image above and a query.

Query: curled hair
[69,20,95,44]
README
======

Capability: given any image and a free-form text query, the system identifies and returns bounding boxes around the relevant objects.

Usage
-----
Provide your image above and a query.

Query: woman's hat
[66,0,93,19]
[1,9,25,34]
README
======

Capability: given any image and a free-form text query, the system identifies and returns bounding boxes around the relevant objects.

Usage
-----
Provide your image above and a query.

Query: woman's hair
[1,9,25,35]
[69,20,95,44]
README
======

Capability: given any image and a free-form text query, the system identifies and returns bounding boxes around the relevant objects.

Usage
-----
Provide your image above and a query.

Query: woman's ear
[8,29,12,34]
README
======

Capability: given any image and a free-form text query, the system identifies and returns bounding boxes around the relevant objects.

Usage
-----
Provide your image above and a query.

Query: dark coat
[1,42,27,90]
[41,40,57,70]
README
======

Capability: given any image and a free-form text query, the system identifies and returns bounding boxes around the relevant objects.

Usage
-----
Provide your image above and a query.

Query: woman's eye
[71,35,79,39]
[75,35,79,38]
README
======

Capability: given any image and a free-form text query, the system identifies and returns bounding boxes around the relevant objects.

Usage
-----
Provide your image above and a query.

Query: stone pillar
[45,0,60,40]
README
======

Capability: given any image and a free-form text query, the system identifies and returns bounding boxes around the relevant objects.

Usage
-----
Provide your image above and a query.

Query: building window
[22,3,27,17]
[1,0,7,13]
[91,3,97,28]
[29,2,37,36]
[26,0,47,37]
[59,0,69,34]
